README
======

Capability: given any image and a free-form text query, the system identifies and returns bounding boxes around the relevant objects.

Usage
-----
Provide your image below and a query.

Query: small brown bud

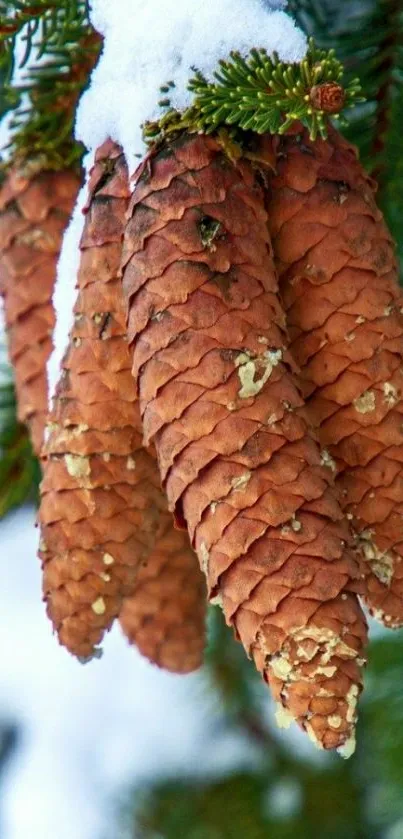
[310,82,345,114]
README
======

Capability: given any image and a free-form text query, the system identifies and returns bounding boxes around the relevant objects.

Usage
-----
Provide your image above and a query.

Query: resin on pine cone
[0,164,80,453]
[121,132,368,754]
[266,125,403,628]
[39,140,206,668]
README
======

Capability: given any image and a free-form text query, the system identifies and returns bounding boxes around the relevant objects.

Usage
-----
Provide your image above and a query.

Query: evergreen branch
[144,38,363,146]
[8,36,100,169]
[0,2,100,170]
[289,1,403,164]
[0,2,90,61]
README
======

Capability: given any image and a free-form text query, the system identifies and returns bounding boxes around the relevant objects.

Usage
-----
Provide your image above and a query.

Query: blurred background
[0,1,403,837]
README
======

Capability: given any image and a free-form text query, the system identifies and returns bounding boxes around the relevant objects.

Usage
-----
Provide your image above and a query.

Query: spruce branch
[0,1,100,170]
[144,39,363,146]
[0,2,91,63]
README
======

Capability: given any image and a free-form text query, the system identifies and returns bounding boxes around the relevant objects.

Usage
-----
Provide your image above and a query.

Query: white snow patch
[77,0,307,172]
[46,155,93,405]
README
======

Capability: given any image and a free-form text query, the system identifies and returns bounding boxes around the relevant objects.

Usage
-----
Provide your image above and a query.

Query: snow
[77,0,307,173]
[0,507,258,839]
[46,157,93,404]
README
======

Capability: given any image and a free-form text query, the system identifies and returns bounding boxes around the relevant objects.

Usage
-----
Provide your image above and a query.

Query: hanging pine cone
[121,132,368,754]
[39,140,206,667]
[266,125,403,627]
[0,30,101,456]
[0,165,80,453]
[120,513,206,673]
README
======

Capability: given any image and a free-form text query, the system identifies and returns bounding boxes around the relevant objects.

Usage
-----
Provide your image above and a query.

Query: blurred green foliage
[0,331,39,519]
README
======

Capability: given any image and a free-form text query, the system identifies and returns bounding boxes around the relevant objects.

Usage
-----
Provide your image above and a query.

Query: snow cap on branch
[78,0,307,172]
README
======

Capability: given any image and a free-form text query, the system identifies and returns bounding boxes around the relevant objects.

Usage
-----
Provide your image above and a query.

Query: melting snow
[77,0,307,172]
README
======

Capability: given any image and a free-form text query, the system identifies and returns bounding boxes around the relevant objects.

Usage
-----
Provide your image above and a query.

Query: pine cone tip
[257,596,366,755]
[77,646,104,665]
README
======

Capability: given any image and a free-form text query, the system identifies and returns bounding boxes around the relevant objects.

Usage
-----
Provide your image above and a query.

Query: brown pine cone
[266,126,403,627]
[121,133,368,754]
[0,165,80,453]
[119,516,206,673]
[39,141,165,658]
[0,30,101,455]
[39,140,206,668]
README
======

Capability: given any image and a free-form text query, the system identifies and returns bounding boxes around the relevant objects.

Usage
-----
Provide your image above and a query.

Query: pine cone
[0,165,80,453]
[266,126,403,627]
[121,133,368,754]
[39,140,206,667]
[120,515,206,673]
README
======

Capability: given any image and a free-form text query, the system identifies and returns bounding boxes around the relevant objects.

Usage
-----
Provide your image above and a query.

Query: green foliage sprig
[144,39,363,146]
